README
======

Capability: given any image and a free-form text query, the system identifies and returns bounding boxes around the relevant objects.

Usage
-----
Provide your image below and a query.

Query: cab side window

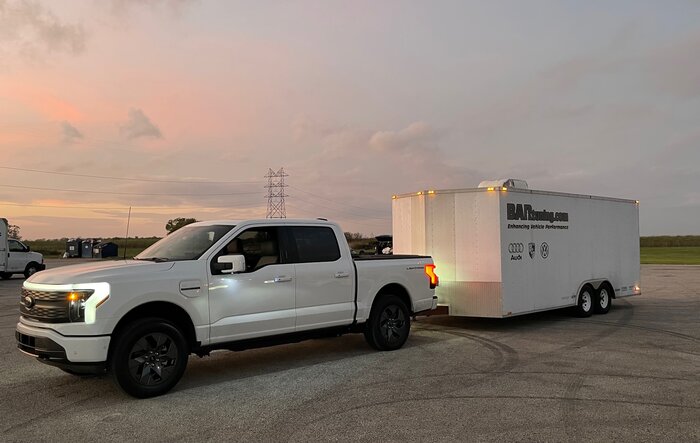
[214,227,280,274]
[8,240,24,252]
[287,227,340,263]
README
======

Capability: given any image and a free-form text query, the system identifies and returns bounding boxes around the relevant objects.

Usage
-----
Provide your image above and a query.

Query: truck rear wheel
[364,295,411,351]
[574,285,595,317]
[594,284,612,314]
[110,317,189,398]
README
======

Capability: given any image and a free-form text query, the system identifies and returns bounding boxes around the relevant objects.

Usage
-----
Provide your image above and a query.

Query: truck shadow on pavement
[176,332,442,394]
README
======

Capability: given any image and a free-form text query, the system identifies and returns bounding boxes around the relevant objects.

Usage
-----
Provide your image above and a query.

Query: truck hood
[27,260,176,285]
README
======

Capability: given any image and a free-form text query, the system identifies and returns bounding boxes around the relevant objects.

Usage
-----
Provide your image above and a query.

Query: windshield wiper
[134,257,170,262]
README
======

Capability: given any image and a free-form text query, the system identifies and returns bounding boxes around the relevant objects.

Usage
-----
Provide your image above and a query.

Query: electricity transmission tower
[265,167,288,218]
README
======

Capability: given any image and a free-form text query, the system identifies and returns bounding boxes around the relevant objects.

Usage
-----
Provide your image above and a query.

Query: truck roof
[189,218,338,227]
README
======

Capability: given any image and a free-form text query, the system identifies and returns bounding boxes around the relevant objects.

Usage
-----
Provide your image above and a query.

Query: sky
[1,0,699,239]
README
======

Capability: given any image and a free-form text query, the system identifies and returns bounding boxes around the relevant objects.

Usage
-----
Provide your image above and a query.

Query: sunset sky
[1,0,699,239]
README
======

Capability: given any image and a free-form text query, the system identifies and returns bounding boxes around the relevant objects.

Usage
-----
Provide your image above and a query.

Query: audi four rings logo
[508,243,524,253]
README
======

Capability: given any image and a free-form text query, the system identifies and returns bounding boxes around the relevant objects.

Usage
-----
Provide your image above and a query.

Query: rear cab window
[286,226,341,263]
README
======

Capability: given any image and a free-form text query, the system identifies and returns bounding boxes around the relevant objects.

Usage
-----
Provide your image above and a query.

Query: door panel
[208,264,296,342]
[285,226,355,331]
[207,226,295,343]
[7,240,26,272]
[294,261,354,330]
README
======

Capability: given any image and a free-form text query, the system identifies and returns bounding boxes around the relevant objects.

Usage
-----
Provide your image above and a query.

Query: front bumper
[16,322,110,367]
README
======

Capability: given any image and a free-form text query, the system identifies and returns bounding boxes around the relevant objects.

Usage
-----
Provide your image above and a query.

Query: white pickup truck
[16,219,438,397]
[1,218,45,280]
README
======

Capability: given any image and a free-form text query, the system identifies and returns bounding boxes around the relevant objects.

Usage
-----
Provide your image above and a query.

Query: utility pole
[265,168,288,218]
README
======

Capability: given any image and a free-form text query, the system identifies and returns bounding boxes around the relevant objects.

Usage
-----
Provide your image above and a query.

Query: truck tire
[364,294,411,351]
[24,262,40,279]
[574,285,595,317]
[594,283,612,315]
[109,317,189,398]
[0,272,11,280]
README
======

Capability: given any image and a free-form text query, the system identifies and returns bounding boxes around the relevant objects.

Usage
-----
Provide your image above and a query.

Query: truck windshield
[135,224,234,262]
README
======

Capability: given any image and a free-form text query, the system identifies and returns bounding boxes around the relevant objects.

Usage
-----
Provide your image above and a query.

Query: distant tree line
[641,236,700,247]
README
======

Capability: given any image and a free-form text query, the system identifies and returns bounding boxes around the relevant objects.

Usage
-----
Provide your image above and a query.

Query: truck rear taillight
[424,264,439,289]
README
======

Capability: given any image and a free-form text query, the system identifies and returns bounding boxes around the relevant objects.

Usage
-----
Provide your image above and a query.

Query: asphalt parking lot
[1,261,698,442]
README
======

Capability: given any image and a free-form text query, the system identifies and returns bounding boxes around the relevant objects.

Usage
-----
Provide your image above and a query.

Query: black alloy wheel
[110,318,189,398]
[364,295,411,351]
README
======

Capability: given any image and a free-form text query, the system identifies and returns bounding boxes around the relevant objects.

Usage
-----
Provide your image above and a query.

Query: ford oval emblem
[23,295,35,309]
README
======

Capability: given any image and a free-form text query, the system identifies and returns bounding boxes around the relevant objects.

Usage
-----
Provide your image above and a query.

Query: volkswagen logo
[22,295,35,309]
[508,243,524,254]
[540,242,550,259]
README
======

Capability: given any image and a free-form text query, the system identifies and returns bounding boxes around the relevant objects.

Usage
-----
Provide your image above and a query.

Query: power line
[0,183,262,197]
[0,201,266,210]
[0,165,262,185]
[289,184,388,216]
[288,194,390,221]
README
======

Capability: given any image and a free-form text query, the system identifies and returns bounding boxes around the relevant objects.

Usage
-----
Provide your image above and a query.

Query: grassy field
[640,247,700,265]
[24,238,700,264]
[25,237,160,259]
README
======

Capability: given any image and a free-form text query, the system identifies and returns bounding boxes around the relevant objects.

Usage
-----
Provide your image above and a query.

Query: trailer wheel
[110,317,189,398]
[574,285,595,317]
[594,283,612,315]
[364,294,411,351]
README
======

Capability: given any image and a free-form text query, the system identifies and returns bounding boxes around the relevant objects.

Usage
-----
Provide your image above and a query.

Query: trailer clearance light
[427,190,435,195]
[501,187,507,191]
[487,187,495,191]
[424,264,439,289]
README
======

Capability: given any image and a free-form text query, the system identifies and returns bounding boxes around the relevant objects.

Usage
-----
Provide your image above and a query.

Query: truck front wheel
[109,317,189,398]
[24,262,40,278]
[364,295,411,351]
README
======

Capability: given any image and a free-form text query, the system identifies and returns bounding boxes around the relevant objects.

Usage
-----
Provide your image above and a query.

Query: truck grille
[20,288,70,323]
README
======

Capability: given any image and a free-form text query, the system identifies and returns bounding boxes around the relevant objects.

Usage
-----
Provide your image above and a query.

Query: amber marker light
[424,264,439,288]
[392,195,397,199]
[95,295,110,308]
[427,190,435,195]
[501,186,507,191]
[416,191,423,195]
[67,292,80,302]
[487,187,495,191]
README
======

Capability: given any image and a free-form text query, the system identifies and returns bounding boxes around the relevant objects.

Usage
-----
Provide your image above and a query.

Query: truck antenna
[123,206,131,260]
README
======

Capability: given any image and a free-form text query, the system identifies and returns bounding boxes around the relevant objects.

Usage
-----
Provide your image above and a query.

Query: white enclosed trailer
[392,182,640,317]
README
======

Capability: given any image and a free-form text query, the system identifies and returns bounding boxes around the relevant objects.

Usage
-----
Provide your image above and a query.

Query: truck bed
[352,254,429,261]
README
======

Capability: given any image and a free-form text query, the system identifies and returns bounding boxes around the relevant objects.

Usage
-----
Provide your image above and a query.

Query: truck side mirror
[217,254,246,274]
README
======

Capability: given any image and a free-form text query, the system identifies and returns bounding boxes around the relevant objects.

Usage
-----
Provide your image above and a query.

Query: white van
[0,218,45,280]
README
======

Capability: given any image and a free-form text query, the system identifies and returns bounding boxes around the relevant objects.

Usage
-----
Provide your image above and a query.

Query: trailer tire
[110,317,189,398]
[364,294,411,351]
[574,285,595,317]
[594,283,612,315]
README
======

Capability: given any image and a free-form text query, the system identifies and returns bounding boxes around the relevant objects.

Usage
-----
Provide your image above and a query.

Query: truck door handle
[334,272,350,278]
[265,276,292,283]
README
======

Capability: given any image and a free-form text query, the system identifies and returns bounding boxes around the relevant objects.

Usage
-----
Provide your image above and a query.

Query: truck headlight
[67,290,94,322]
